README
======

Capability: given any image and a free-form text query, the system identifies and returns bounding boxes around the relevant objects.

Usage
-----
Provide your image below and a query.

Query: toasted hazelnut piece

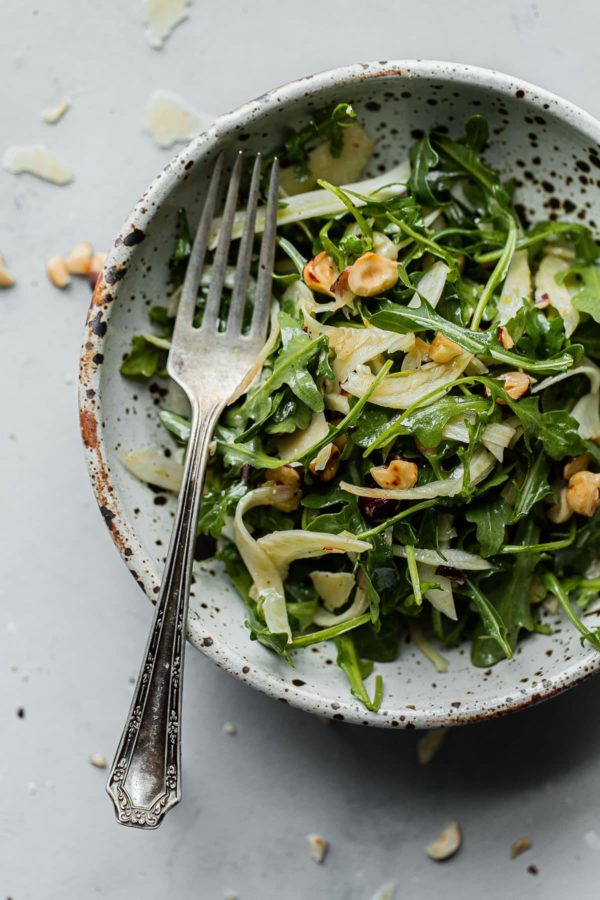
[65,241,93,275]
[563,453,592,480]
[0,252,15,288]
[303,251,339,296]
[496,371,533,401]
[347,252,398,297]
[267,465,301,488]
[510,836,532,859]
[429,333,463,363]
[426,822,462,861]
[306,833,329,864]
[370,458,418,490]
[567,470,600,517]
[47,256,70,288]
[547,487,572,524]
[497,325,514,349]
[309,443,340,481]
[89,753,107,769]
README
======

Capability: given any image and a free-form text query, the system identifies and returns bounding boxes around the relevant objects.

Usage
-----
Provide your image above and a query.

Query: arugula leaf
[198,481,248,538]
[542,571,600,651]
[352,617,400,662]
[465,497,511,556]
[511,450,552,521]
[509,399,586,460]
[573,320,600,360]
[120,335,166,379]
[470,521,540,666]
[391,395,491,449]
[239,312,327,421]
[555,509,600,574]
[569,263,600,324]
[335,635,383,712]
[370,298,576,374]
[408,135,441,205]
[466,577,513,662]
[160,409,191,443]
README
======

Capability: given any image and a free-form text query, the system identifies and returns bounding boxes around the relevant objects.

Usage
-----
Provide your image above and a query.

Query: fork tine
[227,154,262,335]
[175,153,224,330]
[249,158,279,343]
[201,151,244,332]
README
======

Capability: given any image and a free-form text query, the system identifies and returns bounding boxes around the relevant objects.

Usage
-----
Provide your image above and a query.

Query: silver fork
[106,151,279,829]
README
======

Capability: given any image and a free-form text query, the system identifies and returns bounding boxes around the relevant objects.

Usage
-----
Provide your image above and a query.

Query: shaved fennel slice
[408,260,450,309]
[228,301,280,404]
[313,586,368,627]
[341,353,472,409]
[257,530,371,579]
[340,448,496,501]
[442,419,517,459]
[393,546,492,570]
[310,571,355,611]
[302,302,414,382]
[417,562,457,620]
[497,249,531,324]
[571,392,600,440]
[531,361,600,395]
[209,160,411,249]
[285,276,352,315]
[233,484,300,639]
[535,254,579,337]
[276,411,329,458]
[121,446,183,491]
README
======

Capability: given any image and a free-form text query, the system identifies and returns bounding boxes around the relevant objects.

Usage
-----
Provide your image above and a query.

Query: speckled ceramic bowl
[79,60,600,728]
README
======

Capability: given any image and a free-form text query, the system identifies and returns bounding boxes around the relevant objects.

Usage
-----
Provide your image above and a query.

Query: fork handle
[106,398,221,828]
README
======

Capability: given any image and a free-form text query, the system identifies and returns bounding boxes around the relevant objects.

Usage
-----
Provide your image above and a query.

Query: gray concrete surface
[3,0,600,897]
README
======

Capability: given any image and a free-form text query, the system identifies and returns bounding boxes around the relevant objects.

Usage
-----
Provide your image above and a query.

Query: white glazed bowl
[79,60,600,728]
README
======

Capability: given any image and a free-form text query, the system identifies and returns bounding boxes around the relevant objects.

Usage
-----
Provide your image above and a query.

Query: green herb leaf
[370,298,576,374]
[335,635,383,712]
[465,497,511,556]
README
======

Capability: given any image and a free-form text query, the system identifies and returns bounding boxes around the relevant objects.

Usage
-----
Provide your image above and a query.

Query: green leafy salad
[120,103,600,711]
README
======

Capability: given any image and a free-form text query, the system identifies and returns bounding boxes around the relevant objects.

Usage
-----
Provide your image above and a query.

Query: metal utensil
[106,152,279,828]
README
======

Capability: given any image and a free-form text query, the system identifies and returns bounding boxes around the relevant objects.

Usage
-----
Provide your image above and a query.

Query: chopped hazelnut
[309,443,340,481]
[563,453,592,480]
[0,252,15,288]
[347,251,399,297]
[567,470,600,517]
[370,458,418,490]
[267,465,301,488]
[47,256,71,288]
[426,822,462,861]
[65,241,93,275]
[429,333,463,363]
[494,371,533,401]
[510,836,532,859]
[497,325,514,349]
[303,251,339,296]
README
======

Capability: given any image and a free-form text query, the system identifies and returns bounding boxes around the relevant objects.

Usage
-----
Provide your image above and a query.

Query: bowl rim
[79,59,600,729]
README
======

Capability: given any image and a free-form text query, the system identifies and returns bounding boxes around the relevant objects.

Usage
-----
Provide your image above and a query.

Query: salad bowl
[79,60,600,728]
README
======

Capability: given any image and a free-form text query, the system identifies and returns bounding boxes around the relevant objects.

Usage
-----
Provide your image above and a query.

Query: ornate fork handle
[106,398,221,828]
